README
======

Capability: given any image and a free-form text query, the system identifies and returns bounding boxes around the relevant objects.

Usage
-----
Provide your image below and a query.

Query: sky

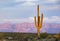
[0,0,60,23]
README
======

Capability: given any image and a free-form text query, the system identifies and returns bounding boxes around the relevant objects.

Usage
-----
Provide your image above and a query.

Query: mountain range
[0,22,60,33]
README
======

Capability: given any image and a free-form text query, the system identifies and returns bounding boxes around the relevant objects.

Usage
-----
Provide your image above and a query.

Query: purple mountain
[0,22,60,33]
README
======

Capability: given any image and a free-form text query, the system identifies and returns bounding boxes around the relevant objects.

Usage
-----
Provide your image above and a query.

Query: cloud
[0,0,39,8]
[44,0,60,3]
[1,16,60,23]
[26,16,60,23]
[41,5,60,10]
[0,17,34,23]
[0,0,13,2]
[0,4,36,19]
[15,0,39,2]
[44,16,60,23]
[21,2,36,6]
[15,0,39,6]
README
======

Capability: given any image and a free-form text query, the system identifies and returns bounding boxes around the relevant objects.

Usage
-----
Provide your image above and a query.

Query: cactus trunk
[37,28,40,38]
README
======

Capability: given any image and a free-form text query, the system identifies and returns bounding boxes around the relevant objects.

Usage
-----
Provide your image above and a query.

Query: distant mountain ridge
[0,22,60,33]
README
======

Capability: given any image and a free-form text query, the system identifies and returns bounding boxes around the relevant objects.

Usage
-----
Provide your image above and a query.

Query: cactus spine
[34,5,44,38]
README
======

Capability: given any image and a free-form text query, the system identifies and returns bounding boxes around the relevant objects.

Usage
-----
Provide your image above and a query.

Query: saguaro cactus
[34,5,44,38]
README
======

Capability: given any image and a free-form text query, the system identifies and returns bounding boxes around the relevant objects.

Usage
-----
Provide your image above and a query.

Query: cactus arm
[40,13,44,28]
[34,16,36,25]
[34,16,38,27]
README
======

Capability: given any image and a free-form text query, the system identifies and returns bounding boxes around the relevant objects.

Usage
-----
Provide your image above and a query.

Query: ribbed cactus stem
[37,5,40,16]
